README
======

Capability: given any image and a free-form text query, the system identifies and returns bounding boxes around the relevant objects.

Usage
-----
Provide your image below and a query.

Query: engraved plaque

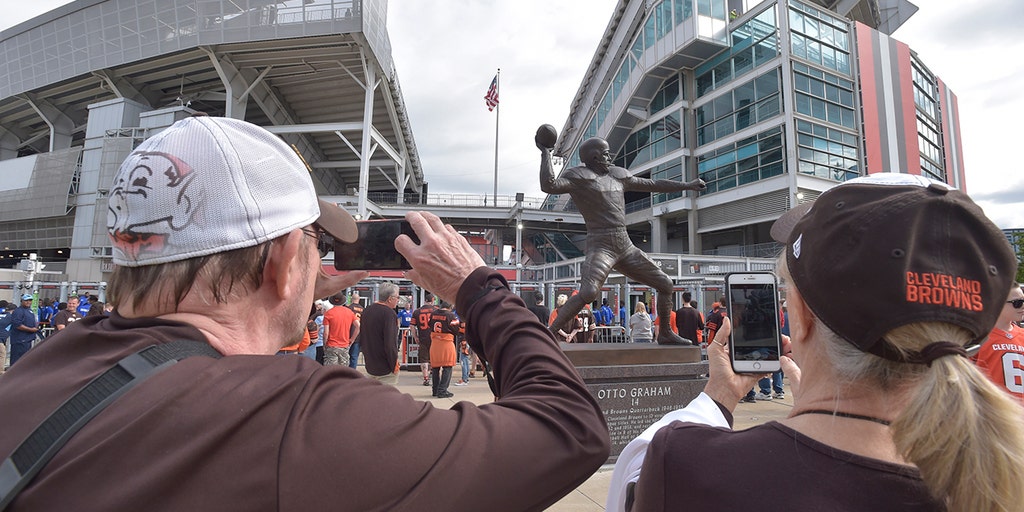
[563,344,709,462]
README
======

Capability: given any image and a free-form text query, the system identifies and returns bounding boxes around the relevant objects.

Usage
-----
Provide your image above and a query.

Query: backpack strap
[0,340,222,510]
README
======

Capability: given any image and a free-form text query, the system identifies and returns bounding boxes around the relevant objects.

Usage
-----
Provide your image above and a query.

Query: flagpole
[492,68,500,207]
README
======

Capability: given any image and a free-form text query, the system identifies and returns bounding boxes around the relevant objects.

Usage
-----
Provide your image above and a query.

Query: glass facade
[696,6,779,97]
[795,119,859,181]
[788,0,851,76]
[698,125,785,193]
[651,74,682,114]
[613,110,682,169]
[577,0,725,161]
[696,68,782,145]
[911,56,945,182]
[652,159,685,204]
[792,62,856,129]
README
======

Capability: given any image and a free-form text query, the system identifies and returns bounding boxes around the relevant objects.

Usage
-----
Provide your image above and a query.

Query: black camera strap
[0,340,222,510]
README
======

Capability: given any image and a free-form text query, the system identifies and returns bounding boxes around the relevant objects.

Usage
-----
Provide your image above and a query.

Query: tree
[1013,232,1024,285]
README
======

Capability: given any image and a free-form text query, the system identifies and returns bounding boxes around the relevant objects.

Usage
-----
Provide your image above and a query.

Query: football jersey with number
[974,324,1024,402]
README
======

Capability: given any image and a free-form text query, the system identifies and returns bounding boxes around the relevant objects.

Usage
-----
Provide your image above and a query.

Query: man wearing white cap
[0,116,609,510]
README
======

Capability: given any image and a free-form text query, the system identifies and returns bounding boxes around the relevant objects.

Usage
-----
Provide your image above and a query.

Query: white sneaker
[754,392,773,401]
[454,381,468,386]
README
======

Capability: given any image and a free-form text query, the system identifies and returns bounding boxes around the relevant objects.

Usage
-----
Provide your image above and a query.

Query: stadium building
[0,0,423,288]
[549,0,961,257]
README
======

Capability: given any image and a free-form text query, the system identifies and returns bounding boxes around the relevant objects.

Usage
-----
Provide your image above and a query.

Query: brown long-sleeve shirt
[0,268,610,511]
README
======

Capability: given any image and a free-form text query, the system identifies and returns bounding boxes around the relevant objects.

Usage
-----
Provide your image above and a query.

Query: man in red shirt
[974,282,1024,401]
[322,293,359,367]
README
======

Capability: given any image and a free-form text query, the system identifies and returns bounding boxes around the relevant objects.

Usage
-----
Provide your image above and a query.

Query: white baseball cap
[107,116,357,266]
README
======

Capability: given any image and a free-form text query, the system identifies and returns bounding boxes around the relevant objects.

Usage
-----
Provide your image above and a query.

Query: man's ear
[262,230,305,300]
[784,288,815,348]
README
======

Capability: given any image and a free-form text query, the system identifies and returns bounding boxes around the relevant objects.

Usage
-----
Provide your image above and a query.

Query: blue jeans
[348,342,360,369]
[460,351,470,382]
[759,370,784,394]
[301,344,318,361]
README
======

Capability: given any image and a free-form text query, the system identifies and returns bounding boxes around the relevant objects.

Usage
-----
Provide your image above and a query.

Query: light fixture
[796,192,804,200]
[516,223,523,230]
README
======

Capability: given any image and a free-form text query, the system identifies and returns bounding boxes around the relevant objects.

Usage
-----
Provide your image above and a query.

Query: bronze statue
[537,126,705,345]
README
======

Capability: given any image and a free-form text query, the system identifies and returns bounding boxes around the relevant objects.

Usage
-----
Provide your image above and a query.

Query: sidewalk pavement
[387,367,793,511]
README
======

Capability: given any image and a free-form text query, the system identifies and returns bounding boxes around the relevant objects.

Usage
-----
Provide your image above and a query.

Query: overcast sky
[4,0,1022,227]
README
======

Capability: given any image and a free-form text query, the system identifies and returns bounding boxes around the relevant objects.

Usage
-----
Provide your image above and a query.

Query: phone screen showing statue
[728,282,781,362]
[333,220,418,270]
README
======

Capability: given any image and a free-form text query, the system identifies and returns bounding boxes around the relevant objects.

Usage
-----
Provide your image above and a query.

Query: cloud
[388,0,617,198]
[5,1,1020,227]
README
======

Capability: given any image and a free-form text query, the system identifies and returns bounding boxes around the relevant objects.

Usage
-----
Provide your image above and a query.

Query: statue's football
[535,124,558,149]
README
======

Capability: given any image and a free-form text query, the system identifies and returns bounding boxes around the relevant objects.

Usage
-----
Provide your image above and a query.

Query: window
[698,126,786,193]
[787,0,851,75]
[613,110,683,169]
[695,6,778,97]
[650,74,681,114]
[795,119,859,182]
[696,68,782,145]
[792,62,855,128]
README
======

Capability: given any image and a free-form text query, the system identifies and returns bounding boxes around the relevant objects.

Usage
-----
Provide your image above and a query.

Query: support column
[650,217,669,253]
[357,58,378,219]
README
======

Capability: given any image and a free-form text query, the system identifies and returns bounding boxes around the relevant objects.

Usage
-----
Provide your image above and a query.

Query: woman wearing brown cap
[608,174,1024,512]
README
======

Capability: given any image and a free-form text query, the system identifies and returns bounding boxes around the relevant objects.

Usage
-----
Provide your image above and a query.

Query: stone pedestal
[561,343,707,462]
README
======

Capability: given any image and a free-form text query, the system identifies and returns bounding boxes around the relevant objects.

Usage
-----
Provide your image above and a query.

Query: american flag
[484,74,499,111]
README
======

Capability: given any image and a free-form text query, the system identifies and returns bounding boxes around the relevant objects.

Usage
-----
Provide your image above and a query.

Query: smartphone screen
[726,272,782,373]
[333,220,418,270]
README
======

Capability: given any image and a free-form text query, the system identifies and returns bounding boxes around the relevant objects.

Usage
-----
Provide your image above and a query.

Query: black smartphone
[333,220,418,270]
[726,272,782,373]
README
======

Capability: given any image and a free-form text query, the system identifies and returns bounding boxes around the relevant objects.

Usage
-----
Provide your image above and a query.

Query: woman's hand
[703,317,764,413]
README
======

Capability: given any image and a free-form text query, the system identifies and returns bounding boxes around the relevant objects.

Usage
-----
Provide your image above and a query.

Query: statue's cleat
[657,331,694,346]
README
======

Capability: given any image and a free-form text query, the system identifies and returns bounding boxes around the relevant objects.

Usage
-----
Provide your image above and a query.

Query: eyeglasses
[1007,299,1024,309]
[301,225,333,257]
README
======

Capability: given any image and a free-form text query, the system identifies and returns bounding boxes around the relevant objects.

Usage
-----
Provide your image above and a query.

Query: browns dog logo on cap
[108,151,201,261]
[905,271,984,312]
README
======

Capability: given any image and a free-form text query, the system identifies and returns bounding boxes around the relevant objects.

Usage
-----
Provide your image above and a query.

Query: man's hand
[313,270,369,301]
[396,211,486,305]
[683,178,707,191]
[702,317,762,413]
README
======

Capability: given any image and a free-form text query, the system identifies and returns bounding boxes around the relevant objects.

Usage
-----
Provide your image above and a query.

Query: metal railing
[702,242,784,259]
[365,192,577,212]
[625,197,652,214]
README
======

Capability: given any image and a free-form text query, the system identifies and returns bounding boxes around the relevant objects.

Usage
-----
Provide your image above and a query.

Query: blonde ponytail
[885,323,1024,512]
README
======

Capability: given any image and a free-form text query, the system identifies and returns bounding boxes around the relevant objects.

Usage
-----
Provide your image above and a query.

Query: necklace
[792,409,891,426]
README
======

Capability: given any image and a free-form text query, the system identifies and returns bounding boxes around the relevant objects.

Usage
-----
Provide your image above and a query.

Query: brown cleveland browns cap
[771,173,1017,361]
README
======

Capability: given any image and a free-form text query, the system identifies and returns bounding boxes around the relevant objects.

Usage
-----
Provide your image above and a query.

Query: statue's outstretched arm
[625,175,706,193]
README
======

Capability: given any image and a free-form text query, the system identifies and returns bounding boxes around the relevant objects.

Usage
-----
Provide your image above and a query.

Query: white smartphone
[726,272,782,373]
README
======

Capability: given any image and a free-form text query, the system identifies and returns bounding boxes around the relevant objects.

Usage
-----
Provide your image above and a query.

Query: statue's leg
[617,247,693,346]
[551,241,615,335]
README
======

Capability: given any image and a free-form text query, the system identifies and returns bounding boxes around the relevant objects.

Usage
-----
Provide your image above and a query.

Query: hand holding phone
[394,211,487,305]
[726,272,783,373]
[703,316,766,410]
[333,220,419,270]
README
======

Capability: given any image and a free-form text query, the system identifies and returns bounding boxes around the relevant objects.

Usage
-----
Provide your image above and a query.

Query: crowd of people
[2,116,1023,511]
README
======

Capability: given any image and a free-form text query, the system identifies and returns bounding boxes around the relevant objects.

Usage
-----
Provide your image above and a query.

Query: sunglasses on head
[1007,299,1024,309]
